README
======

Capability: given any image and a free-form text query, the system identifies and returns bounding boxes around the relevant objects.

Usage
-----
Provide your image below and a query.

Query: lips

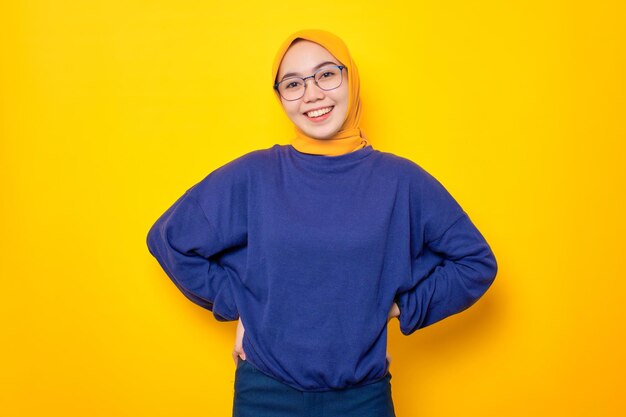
[303,106,334,116]
[304,107,334,123]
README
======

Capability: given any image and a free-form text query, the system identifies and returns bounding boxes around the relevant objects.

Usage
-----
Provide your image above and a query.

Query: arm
[146,190,239,322]
[395,213,497,335]
[394,164,498,335]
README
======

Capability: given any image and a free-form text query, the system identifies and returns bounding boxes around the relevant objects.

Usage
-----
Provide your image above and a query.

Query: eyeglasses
[274,65,346,101]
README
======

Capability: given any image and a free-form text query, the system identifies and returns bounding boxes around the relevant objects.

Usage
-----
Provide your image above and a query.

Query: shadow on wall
[387,275,505,408]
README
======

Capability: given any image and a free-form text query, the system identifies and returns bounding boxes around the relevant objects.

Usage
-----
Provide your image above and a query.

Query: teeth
[306,106,333,118]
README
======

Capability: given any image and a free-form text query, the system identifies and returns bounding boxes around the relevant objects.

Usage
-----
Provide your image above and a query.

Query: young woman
[146,29,498,417]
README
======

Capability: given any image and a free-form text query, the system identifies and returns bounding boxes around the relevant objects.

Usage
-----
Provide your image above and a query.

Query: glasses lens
[278,78,305,101]
[315,67,342,91]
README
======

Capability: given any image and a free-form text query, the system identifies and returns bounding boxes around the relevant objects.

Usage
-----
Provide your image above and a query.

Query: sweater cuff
[394,291,415,336]
[211,277,240,322]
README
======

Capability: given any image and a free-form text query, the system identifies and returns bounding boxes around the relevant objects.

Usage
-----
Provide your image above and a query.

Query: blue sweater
[146,144,497,392]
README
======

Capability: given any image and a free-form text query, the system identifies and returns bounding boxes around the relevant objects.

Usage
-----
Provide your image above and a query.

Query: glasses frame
[274,65,347,101]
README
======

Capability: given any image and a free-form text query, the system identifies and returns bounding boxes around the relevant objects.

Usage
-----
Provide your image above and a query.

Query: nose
[302,78,324,102]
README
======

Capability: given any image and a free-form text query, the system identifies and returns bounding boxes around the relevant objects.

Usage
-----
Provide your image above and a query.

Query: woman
[146,29,497,417]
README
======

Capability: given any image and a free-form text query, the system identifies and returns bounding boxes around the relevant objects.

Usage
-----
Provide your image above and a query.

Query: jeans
[233,359,396,417]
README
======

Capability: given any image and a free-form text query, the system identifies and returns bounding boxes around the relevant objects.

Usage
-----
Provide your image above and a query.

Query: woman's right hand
[232,317,247,366]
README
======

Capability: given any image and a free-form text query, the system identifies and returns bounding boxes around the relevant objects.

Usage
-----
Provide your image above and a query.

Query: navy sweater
[146,144,497,392]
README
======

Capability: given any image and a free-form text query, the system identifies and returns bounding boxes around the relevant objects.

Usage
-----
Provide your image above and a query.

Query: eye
[284,80,302,89]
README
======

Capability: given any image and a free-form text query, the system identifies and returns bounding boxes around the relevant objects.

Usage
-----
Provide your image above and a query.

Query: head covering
[271,29,369,156]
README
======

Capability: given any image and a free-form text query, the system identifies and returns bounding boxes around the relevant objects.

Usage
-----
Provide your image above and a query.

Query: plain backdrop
[1,1,624,416]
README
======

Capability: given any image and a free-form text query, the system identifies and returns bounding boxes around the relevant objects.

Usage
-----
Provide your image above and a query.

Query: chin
[300,122,343,140]
[306,129,339,140]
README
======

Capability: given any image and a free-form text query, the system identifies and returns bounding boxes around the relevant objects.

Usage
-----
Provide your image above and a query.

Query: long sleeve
[394,166,498,335]
[146,189,240,322]
[140,144,496,391]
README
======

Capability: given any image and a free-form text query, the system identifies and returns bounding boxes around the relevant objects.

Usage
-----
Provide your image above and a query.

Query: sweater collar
[287,143,374,166]
[291,131,369,156]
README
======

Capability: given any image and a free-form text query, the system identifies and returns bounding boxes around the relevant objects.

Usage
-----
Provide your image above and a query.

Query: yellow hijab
[271,29,369,156]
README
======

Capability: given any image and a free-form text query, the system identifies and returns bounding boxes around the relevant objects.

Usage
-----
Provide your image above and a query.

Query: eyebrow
[280,61,340,81]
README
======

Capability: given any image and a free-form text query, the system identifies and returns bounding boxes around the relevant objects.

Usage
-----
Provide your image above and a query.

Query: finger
[233,348,247,361]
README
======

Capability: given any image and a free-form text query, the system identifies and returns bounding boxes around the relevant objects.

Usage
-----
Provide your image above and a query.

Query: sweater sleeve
[394,166,498,335]
[146,180,243,322]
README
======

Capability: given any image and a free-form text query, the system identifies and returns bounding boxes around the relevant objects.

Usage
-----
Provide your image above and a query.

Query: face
[276,40,349,140]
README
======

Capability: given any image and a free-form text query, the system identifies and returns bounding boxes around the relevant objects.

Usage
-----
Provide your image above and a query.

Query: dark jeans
[233,359,396,417]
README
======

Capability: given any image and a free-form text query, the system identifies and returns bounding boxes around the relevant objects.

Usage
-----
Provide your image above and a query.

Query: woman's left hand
[387,302,400,323]
[386,302,400,365]
[232,317,246,366]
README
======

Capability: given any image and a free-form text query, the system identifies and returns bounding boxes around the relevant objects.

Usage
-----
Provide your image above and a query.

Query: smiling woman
[146,28,497,417]
[274,44,349,137]
[270,30,369,155]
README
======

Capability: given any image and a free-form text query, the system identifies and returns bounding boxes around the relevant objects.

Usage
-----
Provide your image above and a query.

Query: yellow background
[2,1,624,416]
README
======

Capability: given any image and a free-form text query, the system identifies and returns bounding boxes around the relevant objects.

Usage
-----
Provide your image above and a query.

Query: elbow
[469,247,498,297]
[487,249,498,284]
[146,222,160,257]
[476,249,498,297]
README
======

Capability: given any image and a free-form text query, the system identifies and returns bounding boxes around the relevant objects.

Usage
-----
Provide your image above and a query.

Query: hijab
[271,29,369,156]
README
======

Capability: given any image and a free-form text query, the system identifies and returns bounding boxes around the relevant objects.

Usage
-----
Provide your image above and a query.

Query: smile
[304,106,334,121]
